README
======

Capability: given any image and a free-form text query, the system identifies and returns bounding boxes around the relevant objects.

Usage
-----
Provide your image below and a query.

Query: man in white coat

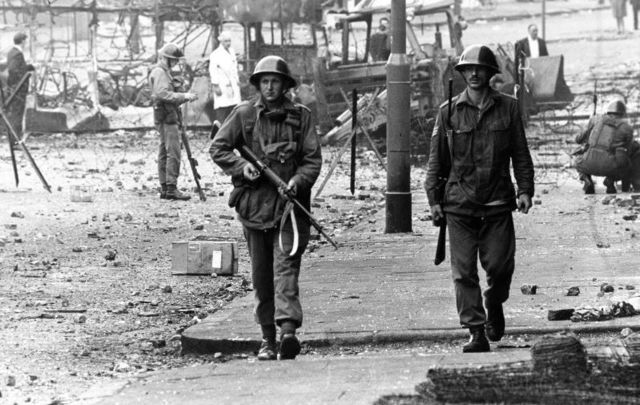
[209,31,241,123]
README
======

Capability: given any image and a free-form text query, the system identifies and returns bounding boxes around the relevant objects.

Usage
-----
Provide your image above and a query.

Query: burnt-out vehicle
[182,0,464,154]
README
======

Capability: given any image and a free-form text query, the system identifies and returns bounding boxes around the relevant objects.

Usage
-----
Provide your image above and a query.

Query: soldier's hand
[431,204,445,226]
[243,162,260,181]
[280,179,297,197]
[517,194,532,214]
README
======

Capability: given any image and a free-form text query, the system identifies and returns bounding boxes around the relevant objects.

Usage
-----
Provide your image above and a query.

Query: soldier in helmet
[425,44,534,353]
[574,100,634,194]
[210,56,322,361]
[148,43,198,200]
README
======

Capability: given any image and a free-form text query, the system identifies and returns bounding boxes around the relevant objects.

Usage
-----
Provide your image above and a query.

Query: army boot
[278,321,301,360]
[159,184,167,199]
[257,339,277,361]
[621,179,630,192]
[165,184,191,201]
[581,174,595,194]
[485,303,505,342]
[603,177,617,194]
[462,326,490,353]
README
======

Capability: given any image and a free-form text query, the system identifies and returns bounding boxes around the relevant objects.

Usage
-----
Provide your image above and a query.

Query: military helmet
[455,44,500,74]
[606,100,626,115]
[249,55,297,89]
[159,43,184,59]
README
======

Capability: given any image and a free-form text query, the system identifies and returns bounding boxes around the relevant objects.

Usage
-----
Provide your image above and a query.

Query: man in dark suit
[6,32,35,140]
[514,24,548,83]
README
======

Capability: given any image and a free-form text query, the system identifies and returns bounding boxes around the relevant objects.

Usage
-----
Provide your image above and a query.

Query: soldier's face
[259,74,285,102]
[461,65,491,91]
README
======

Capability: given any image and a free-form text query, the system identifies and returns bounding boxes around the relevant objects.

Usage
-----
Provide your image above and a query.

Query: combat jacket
[574,114,633,177]
[148,63,190,125]
[210,96,322,230]
[425,88,535,216]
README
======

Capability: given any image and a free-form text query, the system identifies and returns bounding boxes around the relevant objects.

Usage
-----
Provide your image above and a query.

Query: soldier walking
[210,56,322,361]
[148,43,198,201]
[425,44,535,353]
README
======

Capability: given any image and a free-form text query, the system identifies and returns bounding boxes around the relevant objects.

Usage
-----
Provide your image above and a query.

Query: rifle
[434,79,453,266]
[592,80,598,116]
[240,145,338,250]
[180,125,206,201]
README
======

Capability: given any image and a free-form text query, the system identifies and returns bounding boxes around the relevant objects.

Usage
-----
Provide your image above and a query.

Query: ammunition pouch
[153,102,179,125]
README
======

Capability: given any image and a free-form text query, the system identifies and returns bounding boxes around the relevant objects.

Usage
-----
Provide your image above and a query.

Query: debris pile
[414,332,640,404]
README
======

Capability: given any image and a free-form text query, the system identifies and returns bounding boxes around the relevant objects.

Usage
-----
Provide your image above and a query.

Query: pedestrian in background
[148,43,198,201]
[210,56,321,361]
[574,100,634,194]
[5,32,35,140]
[611,0,627,34]
[369,17,391,62]
[209,31,241,123]
[425,44,534,353]
[513,23,548,81]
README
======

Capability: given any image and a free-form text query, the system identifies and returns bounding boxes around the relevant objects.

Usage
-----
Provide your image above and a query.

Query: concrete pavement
[182,172,640,355]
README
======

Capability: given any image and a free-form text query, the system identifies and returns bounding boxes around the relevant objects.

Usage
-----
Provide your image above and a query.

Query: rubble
[565,286,580,296]
[520,284,538,295]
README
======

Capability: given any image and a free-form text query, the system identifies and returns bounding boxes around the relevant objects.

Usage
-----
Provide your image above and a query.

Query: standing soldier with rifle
[149,43,198,201]
[425,44,534,353]
[210,55,322,361]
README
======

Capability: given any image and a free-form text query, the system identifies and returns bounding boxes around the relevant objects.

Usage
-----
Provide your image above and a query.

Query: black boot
[165,184,191,201]
[159,184,167,199]
[485,303,505,342]
[257,339,277,361]
[278,321,300,360]
[462,326,490,353]
[581,174,595,194]
[621,179,630,192]
[603,177,617,194]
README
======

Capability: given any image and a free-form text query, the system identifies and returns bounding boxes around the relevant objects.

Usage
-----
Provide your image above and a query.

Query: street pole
[542,0,546,40]
[385,0,412,233]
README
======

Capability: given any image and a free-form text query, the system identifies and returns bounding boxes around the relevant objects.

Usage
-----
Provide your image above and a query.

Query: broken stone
[105,250,117,261]
[162,285,173,293]
[150,339,166,348]
[219,214,234,220]
[622,214,638,221]
[137,311,159,317]
[10,212,24,218]
[566,286,580,296]
[602,195,616,205]
[548,309,575,321]
[600,283,615,293]
[75,315,87,324]
[626,285,636,290]
[520,284,537,295]
[4,224,17,229]
[6,375,15,386]
[72,246,85,253]
[114,362,130,372]
[596,242,610,248]
[193,224,205,231]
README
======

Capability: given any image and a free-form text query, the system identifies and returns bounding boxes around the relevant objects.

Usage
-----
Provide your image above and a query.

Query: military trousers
[447,212,515,329]
[243,224,309,328]
[157,123,181,186]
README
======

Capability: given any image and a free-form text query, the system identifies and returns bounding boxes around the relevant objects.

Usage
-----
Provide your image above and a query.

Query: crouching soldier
[149,43,198,200]
[574,100,634,194]
[210,56,322,360]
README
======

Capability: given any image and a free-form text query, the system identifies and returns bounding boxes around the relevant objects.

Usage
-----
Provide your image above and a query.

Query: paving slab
[79,349,532,405]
